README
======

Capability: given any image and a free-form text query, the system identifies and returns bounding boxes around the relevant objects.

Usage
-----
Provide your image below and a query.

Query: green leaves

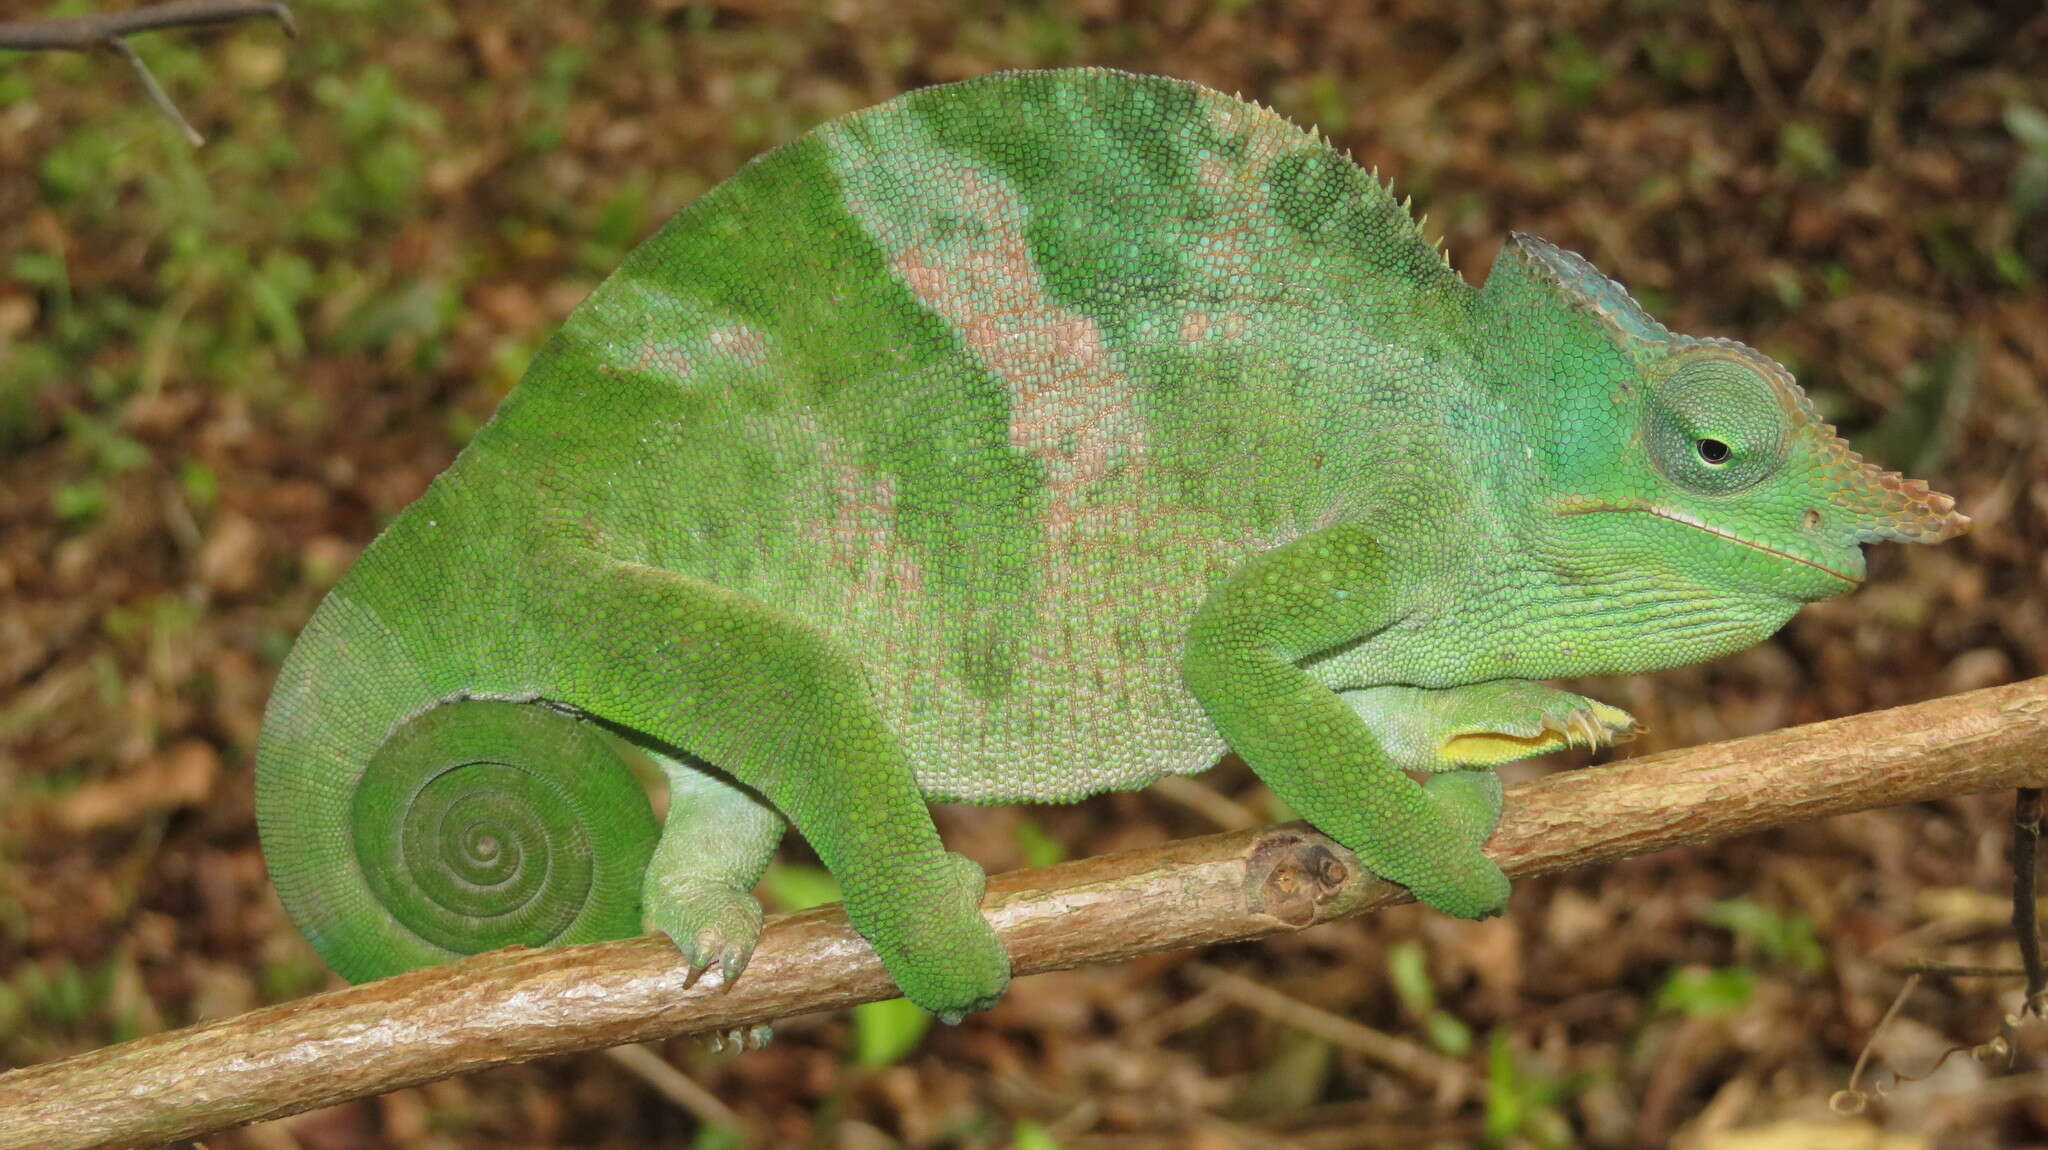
[852,996,932,1069]
[2006,103,2048,215]
[1654,898,1824,1018]
[1702,897,1826,975]
[1654,965,1757,1017]
[1387,940,1473,1056]
[1484,1029,1583,1148]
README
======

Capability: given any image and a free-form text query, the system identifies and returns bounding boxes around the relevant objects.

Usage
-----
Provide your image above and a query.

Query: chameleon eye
[1645,358,1788,495]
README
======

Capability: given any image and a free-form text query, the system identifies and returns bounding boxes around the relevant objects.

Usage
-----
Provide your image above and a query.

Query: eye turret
[1645,358,1789,495]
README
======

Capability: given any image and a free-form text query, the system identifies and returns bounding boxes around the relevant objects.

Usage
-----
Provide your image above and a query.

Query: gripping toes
[1344,680,1638,772]
[1404,847,1512,920]
[647,882,765,989]
[1441,688,1637,764]
[1534,694,1637,751]
[701,1024,774,1052]
[867,852,1010,1022]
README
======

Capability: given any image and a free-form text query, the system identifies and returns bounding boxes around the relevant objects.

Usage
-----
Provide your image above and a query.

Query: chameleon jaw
[1553,498,1863,587]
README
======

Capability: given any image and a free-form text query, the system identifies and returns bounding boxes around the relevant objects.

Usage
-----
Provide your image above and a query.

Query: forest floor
[2,1,2046,1147]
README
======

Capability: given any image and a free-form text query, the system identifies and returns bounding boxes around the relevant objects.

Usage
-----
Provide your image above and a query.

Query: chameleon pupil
[1697,438,1731,464]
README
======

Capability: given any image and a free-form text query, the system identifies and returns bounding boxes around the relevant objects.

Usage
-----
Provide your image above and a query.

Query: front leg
[1182,523,1511,919]
[1337,679,1637,851]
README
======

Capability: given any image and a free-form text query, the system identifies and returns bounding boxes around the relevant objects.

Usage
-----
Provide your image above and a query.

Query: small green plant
[1703,897,1826,974]
[1654,965,1756,1017]
[2006,103,2048,215]
[1483,1029,1582,1148]
[1653,898,1823,1019]
[1541,34,1609,107]
[1012,1119,1063,1150]
[1776,120,1838,181]
[690,1124,748,1150]
[1386,939,1473,1056]
[1011,816,1067,869]
[15,957,116,1032]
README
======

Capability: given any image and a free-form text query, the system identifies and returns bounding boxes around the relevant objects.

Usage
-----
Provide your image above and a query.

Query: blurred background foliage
[0,0,2044,1146]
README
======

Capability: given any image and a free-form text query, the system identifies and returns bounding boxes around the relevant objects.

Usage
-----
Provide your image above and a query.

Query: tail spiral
[265,698,658,983]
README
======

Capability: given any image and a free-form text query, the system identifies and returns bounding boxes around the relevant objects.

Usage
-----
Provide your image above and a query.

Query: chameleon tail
[255,580,657,984]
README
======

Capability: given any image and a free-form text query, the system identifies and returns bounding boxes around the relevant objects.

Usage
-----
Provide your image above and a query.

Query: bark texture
[4,676,2045,1150]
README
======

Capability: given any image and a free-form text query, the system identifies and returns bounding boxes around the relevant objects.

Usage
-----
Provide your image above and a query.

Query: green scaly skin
[256,69,1969,1020]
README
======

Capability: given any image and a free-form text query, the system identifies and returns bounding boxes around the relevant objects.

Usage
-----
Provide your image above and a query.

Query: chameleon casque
[257,68,1969,1021]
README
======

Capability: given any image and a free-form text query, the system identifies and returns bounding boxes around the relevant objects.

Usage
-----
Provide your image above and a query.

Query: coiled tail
[257,591,657,982]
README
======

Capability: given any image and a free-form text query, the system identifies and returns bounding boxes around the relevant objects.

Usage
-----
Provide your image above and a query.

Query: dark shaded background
[2,1,2045,1146]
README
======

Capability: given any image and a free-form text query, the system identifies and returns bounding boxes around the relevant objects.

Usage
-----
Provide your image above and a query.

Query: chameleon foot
[1520,693,1637,752]
[1401,844,1512,921]
[862,852,1010,1021]
[701,1024,774,1052]
[647,882,765,989]
[1342,680,1638,772]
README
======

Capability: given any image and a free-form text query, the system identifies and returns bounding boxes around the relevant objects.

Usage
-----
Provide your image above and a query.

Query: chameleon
[255,67,1968,1022]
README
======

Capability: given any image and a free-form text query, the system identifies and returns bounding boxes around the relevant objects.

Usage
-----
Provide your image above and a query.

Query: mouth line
[1556,499,1862,586]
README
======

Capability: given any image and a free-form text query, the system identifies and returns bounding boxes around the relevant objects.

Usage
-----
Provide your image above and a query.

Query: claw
[1548,714,1583,748]
[1573,712,1601,747]
[698,1025,773,1053]
[682,957,713,990]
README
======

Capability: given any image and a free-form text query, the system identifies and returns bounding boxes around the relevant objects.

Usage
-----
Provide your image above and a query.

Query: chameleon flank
[256,69,1968,1020]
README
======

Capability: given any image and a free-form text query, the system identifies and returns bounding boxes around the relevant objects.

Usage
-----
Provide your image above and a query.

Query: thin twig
[1706,0,1786,121]
[1998,785,2048,1064]
[1833,972,1920,1114]
[0,0,295,146]
[2011,788,2044,1007]
[105,37,198,145]
[599,1044,746,1135]
[1867,0,1908,160]
[1150,774,1263,830]
[1884,959,2028,979]
[0,0,294,50]
[1189,964,1474,1105]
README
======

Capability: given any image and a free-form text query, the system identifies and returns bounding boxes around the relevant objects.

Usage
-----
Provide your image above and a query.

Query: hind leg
[542,553,1010,1019]
[641,751,782,987]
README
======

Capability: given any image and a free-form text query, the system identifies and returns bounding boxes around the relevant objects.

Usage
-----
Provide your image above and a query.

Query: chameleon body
[256,69,1968,1019]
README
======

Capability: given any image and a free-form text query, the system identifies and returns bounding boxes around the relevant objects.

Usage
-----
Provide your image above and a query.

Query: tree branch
[4,676,2047,1150]
[0,1,295,145]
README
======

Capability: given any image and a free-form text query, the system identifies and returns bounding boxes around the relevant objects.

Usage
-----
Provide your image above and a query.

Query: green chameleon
[256,68,1967,1022]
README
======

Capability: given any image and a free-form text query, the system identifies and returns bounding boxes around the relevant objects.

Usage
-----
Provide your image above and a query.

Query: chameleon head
[1621,339,1969,595]
[1486,232,1968,609]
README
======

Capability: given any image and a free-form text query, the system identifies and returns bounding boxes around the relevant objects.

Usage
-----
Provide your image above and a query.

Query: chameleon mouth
[1556,499,1862,587]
